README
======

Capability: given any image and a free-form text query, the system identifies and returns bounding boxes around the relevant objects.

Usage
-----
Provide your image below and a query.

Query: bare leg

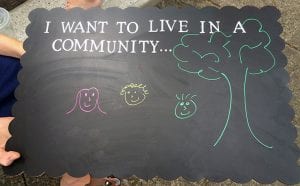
[60,173,91,186]
[0,34,24,58]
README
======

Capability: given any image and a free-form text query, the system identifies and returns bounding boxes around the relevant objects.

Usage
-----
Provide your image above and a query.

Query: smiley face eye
[134,91,137,94]
[127,91,130,94]
[186,102,190,106]
[180,102,184,106]
[84,93,88,96]
[92,93,95,96]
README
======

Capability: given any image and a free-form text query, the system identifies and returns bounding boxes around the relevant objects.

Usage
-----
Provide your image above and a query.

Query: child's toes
[0,151,20,166]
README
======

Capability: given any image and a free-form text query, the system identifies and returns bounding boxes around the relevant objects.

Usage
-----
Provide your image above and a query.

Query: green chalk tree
[172,19,276,148]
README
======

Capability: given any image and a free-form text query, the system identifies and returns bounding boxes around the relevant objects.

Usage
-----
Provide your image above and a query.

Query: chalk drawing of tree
[172,19,276,148]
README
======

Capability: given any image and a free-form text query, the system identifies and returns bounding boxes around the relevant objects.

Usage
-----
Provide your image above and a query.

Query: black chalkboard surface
[4,6,300,184]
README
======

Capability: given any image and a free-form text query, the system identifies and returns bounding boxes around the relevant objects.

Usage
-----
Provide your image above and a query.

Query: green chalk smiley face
[175,94,197,120]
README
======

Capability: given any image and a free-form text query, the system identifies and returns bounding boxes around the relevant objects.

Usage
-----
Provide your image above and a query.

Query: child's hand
[0,117,20,166]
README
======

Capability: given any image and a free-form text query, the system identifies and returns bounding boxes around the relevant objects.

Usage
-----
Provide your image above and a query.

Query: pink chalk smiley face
[79,88,99,112]
[66,87,107,115]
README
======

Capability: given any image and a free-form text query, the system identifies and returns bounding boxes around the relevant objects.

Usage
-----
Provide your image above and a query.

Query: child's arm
[0,34,25,59]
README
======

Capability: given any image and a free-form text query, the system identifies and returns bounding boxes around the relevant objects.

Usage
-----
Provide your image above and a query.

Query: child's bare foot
[60,173,91,186]
[0,117,21,166]
[88,175,121,186]
[65,0,103,10]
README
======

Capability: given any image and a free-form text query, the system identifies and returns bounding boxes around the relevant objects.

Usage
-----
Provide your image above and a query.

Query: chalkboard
[4,6,300,184]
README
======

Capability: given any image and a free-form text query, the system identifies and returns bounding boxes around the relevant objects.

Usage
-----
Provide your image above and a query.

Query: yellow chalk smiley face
[120,83,149,106]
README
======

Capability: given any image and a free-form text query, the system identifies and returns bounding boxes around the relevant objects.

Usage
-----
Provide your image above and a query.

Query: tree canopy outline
[172,18,276,149]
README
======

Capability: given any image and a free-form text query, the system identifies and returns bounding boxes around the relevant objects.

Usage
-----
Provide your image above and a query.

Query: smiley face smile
[180,111,191,116]
[83,102,91,107]
[130,97,140,103]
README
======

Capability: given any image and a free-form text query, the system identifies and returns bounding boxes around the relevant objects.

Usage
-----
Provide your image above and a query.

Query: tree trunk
[213,67,273,149]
